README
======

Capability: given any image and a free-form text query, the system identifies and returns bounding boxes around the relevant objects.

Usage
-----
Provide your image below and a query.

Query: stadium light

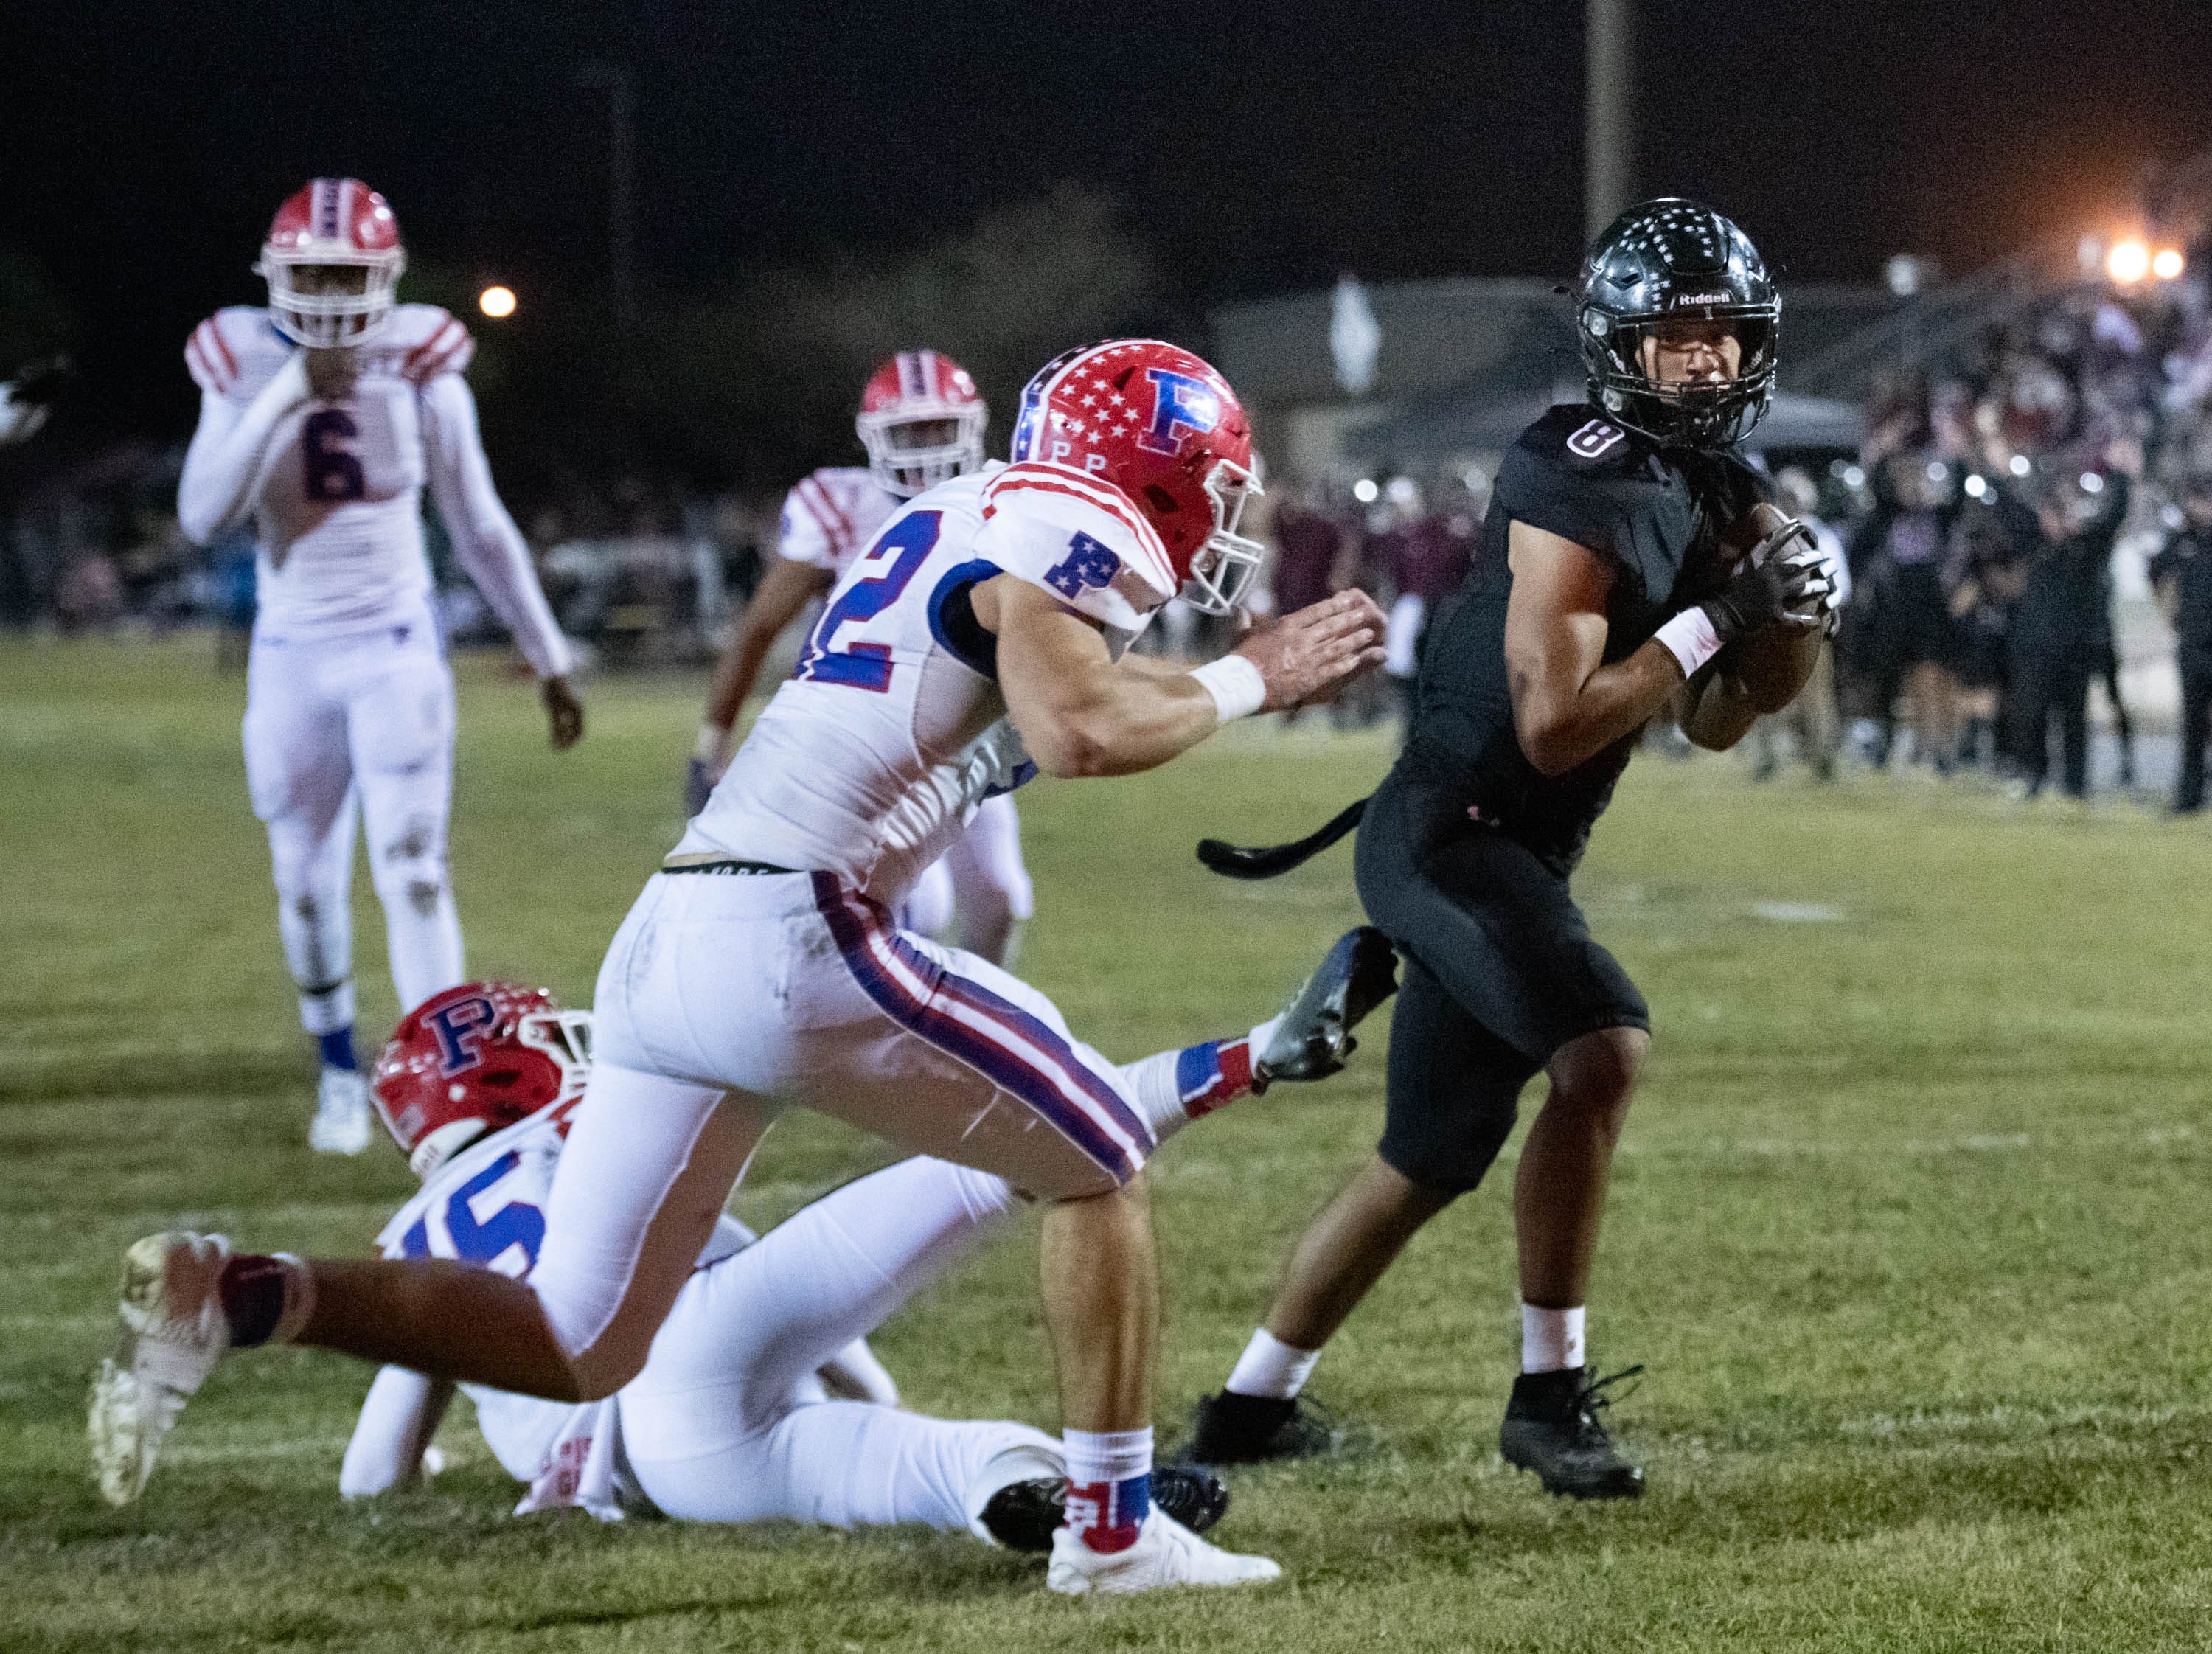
[2008,454,2032,478]
[2153,248,2185,280]
[2107,239,2152,283]
[1964,474,1989,501]
[478,285,518,319]
[1352,477,1379,504]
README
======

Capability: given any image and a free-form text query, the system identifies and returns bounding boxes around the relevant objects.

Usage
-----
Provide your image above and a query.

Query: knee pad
[372,843,449,919]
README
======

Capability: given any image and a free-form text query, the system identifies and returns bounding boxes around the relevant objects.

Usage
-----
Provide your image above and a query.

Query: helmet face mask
[1186,459,1265,614]
[1576,198,1779,449]
[857,351,988,497]
[256,178,406,349]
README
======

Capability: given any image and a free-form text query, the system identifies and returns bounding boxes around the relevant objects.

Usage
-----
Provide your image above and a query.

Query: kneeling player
[339,983,1259,1546]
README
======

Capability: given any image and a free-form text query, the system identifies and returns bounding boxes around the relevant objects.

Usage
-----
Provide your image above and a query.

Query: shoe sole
[1046,1555,1282,1596]
[91,1234,215,1508]
[91,1236,174,1508]
[1498,1448,1645,1501]
[88,1358,149,1508]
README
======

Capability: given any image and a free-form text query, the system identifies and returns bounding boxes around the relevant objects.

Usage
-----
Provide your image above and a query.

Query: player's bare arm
[702,556,836,736]
[1508,512,1831,774]
[339,1366,455,1498]
[984,577,1384,778]
[1503,524,1694,776]
[417,366,583,752]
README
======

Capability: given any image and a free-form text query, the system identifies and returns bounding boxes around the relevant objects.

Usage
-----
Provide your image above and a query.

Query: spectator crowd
[9,250,2212,813]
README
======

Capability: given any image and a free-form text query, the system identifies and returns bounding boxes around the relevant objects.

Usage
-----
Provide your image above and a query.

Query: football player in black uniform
[1187,201,1837,1497]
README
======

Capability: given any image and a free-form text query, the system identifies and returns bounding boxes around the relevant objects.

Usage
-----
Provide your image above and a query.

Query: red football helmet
[1008,340,1263,614]
[254,178,406,348]
[370,982,591,1178]
[857,350,987,497]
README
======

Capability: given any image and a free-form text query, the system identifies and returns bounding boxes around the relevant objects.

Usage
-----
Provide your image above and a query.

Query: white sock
[1062,1425,1152,1487]
[1248,1012,1282,1054]
[1116,1049,1192,1143]
[1225,1327,1319,1400]
[1521,1303,1585,1373]
[1061,1426,1153,1551]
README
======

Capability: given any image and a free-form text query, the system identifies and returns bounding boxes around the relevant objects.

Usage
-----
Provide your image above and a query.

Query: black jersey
[1394,403,1769,872]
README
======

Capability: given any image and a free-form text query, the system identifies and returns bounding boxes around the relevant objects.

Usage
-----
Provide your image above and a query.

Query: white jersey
[374,1100,750,1518]
[179,305,572,675]
[779,466,900,580]
[682,461,1179,905]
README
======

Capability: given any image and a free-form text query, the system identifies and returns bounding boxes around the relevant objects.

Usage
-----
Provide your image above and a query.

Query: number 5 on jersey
[796,510,942,692]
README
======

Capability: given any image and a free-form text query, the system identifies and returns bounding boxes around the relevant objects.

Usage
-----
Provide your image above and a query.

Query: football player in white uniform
[98,339,1393,1596]
[336,980,1245,1550]
[690,350,1032,964]
[175,179,582,1155]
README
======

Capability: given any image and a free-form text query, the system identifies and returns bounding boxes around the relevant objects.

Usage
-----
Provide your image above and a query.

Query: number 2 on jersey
[796,510,942,693]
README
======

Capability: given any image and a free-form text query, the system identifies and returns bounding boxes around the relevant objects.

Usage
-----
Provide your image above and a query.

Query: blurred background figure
[1746,467,1849,780]
[1371,476,1479,732]
[1851,453,1961,772]
[2006,460,2127,801]
[2149,468,2212,813]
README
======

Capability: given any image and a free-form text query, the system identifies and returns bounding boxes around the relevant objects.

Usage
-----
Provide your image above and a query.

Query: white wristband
[1651,607,1724,679]
[1189,654,1267,724]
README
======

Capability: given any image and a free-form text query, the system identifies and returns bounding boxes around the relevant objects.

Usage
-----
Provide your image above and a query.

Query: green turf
[7,636,2212,1652]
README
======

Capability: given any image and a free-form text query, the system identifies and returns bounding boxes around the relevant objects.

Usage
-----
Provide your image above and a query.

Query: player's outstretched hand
[1234,589,1389,712]
[542,676,585,751]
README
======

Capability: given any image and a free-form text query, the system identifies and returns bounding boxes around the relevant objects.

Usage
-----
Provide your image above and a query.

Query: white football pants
[619,1156,1057,1529]
[898,794,1034,967]
[242,615,465,1031]
[532,867,1195,1397]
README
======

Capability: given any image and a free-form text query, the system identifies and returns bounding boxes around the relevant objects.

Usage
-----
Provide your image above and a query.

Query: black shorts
[1878,565,1958,671]
[1353,772,1649,1194]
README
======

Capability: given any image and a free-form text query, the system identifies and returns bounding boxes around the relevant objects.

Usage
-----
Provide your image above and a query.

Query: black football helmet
[1576,199,1778,448]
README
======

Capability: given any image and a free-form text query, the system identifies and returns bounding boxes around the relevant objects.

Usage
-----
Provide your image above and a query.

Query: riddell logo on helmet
[1674,292,1733,305]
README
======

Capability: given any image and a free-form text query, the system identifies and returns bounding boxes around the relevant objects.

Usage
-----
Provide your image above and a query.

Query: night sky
[8,0,2212,433]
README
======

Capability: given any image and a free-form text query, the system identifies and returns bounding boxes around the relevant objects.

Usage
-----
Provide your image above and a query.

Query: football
[1723,621,1823,712]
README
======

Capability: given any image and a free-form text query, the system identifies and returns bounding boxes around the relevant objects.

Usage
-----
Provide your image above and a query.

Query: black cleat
[978,1465,1229,1553]
[1499,1364,1646,1500]
[1253,927,1399,1091]
[1182,1390,1340,1466]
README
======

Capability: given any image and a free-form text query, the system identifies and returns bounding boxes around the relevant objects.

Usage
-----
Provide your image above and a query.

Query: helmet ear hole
[1144,484,1182,515]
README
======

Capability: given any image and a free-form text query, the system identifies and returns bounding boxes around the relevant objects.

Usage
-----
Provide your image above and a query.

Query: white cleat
[310,1066,373,1155]
[1046,1509,1282,1596]
[89,1231,234,1507]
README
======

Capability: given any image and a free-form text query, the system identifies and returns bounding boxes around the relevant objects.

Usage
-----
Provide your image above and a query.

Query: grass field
[8,637,2212,1652]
